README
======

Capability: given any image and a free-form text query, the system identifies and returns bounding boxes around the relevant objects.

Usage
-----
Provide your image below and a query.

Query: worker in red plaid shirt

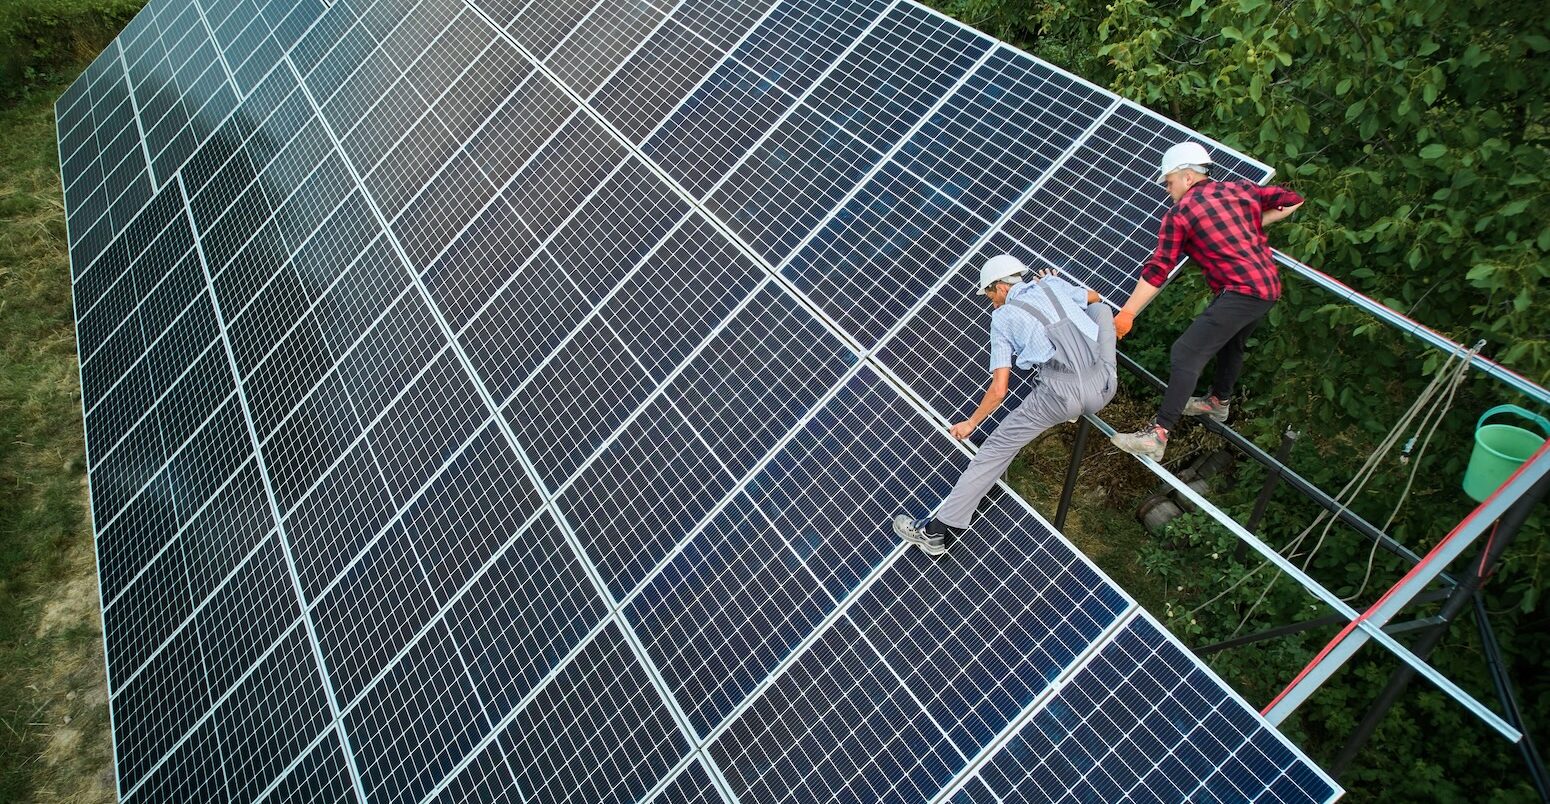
[1110,142,1303,462]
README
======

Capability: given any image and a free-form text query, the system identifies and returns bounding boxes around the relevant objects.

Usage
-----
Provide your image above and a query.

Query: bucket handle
[1477,404,1550,436]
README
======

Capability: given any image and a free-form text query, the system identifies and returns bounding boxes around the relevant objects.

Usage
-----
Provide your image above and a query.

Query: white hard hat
[978,254,1027,291]
[1157,141,1214,183]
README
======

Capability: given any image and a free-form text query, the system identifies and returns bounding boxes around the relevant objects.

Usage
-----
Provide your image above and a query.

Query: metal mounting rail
[1085,413,1524,742]
[1114,352,1454,586]
[1273,249,1550,408]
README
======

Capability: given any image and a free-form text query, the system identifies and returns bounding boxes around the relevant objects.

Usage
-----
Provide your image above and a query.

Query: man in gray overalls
[893,254,1117,555]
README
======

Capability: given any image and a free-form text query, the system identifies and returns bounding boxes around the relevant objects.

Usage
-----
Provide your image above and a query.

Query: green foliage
[1095,0,1550,387]
[918,0,1550,799]
[0,0,145,105]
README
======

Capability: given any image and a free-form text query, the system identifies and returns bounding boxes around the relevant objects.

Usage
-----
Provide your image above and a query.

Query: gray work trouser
[934,305,1117,531]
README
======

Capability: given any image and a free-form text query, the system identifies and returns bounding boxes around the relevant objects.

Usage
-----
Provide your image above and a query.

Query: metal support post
[1237,428,1298,562]
[1472,596,1550,802]
[1247,429,1299,532]
[1328,469,1550,776]
[1115,352,1452,585]
[1054,417,1092,531]
[1194,588,1452,656]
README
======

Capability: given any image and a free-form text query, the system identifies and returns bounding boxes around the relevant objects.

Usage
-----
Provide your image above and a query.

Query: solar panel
[57,0,1342,800]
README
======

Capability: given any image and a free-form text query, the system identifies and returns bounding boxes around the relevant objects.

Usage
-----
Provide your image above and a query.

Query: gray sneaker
[892,515,948,556]
[1111,423,1168,462]
[1183,395,1230,423]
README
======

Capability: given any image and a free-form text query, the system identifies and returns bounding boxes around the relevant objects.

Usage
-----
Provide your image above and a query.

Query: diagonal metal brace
[1088,413,1529,742]
[1261,443,1550,732]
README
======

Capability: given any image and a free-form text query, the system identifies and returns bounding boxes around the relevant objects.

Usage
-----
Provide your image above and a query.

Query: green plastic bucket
[1463,405,1550,502]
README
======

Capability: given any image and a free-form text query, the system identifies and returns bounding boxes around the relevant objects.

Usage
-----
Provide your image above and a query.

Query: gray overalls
[933,284,1117,531]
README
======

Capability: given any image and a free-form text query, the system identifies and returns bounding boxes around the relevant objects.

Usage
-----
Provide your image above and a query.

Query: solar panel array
[57,0,1342,800]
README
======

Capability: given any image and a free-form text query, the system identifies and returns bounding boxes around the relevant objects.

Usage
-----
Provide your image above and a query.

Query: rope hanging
[1179,341,1483,636]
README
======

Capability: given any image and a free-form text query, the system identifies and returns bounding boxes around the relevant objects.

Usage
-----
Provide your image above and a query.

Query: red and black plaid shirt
[1139,180,1304,301]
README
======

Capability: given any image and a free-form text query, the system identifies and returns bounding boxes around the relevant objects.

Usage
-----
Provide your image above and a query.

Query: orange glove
[1086,289,1101,304]
[1114,310,1135,339]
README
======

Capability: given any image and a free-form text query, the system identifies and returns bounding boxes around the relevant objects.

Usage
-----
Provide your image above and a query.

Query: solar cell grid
[342,621,488,804]
[672,0,775,51]
[400,423,543,599]
[744,368,960,600]
[651,759,725,804]
[558,392,743,597]
[665,283,852,475]
[807,3,989,148]
[459,250,594,399]
[311,520,440,707]
[536,157,692,293]
[446,513,609,716]
[782,159,988,348]
[589,11,727,141]
[127,672,229,801]
[478,622,692,803]
[460,68,576,189]
[175,461,275,600]
[642,56,791,198]
[708,103,885,262]
[850,492,1129,754]
[506,313,658,485]
[966,617,1335,803]
[709,616,963,803]
[393,151,504,266]
[600,214,768,382]
[61,0,1339,800]
[93,473,180,607]
[627,492,838,736]
[254,731,357,804]
[544,0,668,97]
[895,49,1111,222]
[282,440,397,600]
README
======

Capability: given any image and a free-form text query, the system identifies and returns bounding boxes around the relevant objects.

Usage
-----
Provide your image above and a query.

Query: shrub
[0,0,146,105]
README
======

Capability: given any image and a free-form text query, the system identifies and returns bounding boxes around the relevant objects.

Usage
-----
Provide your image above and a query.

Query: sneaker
[892,515,948,556]
[1111,423,1168,462]
[1182,395,1230,423]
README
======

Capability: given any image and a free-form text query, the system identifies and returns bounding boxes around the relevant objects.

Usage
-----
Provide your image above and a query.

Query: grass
[1004,389,1246,619]
[0,71,115,803]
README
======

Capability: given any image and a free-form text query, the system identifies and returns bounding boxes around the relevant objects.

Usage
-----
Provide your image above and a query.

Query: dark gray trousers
[934,306,1117,531]
[1156,291,1276,429]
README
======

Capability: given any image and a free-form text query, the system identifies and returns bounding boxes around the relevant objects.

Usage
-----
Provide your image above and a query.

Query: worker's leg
[1085,304,1118,412]
[1209,307,1268,401]
[933,382,1081,531]
[1155,293,1274,429]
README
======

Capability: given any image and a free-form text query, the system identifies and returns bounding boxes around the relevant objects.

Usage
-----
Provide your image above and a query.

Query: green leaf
[1336,77,1353,96]
[1419,143,1448,159]
[1500,198,1530,216]
[1537,227,1550,252]
[1359,116,1379,140]
[1524,34,1550,53]
[1222,26,1245,41]
[1236,0,1266,12]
